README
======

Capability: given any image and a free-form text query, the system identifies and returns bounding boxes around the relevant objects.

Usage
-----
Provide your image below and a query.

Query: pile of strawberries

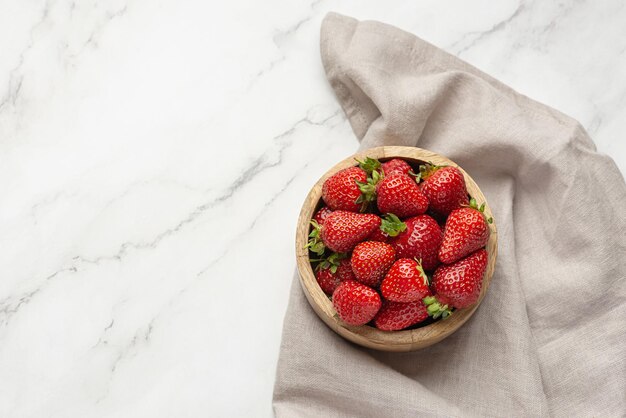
[307,157,492,331]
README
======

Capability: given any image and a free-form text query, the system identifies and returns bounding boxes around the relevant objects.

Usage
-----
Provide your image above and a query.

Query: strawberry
[367,228,390,243]
[322,166,368,212]
[313,206,333,226]
[381,158,413,177]
[377,174,429,218]
[425,249,488,318]
[390,215,443,271]
[332,280,382,326]
[320,211,381,253]
[367,213,407,243]
[380,259,431,302]
[374,300,429,331]
[351,241,396,287]
[439,198,492,264]
[315,255,355,295]
[418,164,469,216]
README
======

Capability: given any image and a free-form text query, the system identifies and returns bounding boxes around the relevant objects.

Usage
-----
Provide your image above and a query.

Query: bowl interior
[295,146,498,352]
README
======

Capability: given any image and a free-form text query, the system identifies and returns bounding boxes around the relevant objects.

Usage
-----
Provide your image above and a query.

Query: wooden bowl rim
[295,146,498,352]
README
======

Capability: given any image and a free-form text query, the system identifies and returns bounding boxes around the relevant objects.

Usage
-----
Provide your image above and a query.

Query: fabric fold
[274,12,626,418]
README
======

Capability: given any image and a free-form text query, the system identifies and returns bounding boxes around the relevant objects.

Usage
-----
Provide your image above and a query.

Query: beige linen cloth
[273,13,626,417]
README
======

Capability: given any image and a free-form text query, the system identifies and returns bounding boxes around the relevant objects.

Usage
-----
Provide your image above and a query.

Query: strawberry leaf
[408,170,420,181]
[416,162,440,182]
[313,252,347,273]
[355,179,377,212]
[355,157,382,175]
[371,169,381,184]
[467,199,493,223]
[354,159,383,212]
[306,220,325,256]
[380,213,407,237]
[423,296,453,319]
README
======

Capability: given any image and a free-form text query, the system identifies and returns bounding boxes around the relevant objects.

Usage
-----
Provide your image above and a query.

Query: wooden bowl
[295,146,498,352]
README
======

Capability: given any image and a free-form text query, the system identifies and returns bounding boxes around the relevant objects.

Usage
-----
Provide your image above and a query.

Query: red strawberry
[332,280,382,326]
[381,158,413,177]
[316,257,355,295]
[374,300,429,331]
[367,228,390,243]
[320,211,381,253]
[390,215,443,271]
[322,166,367,212]
[367,213,407,243]
[419,165,469,216]
[439,199,492,264]
[377,174,429,218]
[313,206,333,226]
[426,249,488,318]
[351,241,396,287]
[380,259,431,302]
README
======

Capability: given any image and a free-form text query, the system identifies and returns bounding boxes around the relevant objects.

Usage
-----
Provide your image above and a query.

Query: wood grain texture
[295,146,498,352]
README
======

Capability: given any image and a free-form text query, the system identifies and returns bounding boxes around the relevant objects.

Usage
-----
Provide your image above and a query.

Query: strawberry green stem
[423,296,453,319]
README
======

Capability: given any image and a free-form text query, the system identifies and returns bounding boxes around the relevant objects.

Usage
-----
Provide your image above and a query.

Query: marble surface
[0,0,624,416]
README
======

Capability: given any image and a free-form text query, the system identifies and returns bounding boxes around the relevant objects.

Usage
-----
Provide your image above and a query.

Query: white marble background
[0,0,624,416]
